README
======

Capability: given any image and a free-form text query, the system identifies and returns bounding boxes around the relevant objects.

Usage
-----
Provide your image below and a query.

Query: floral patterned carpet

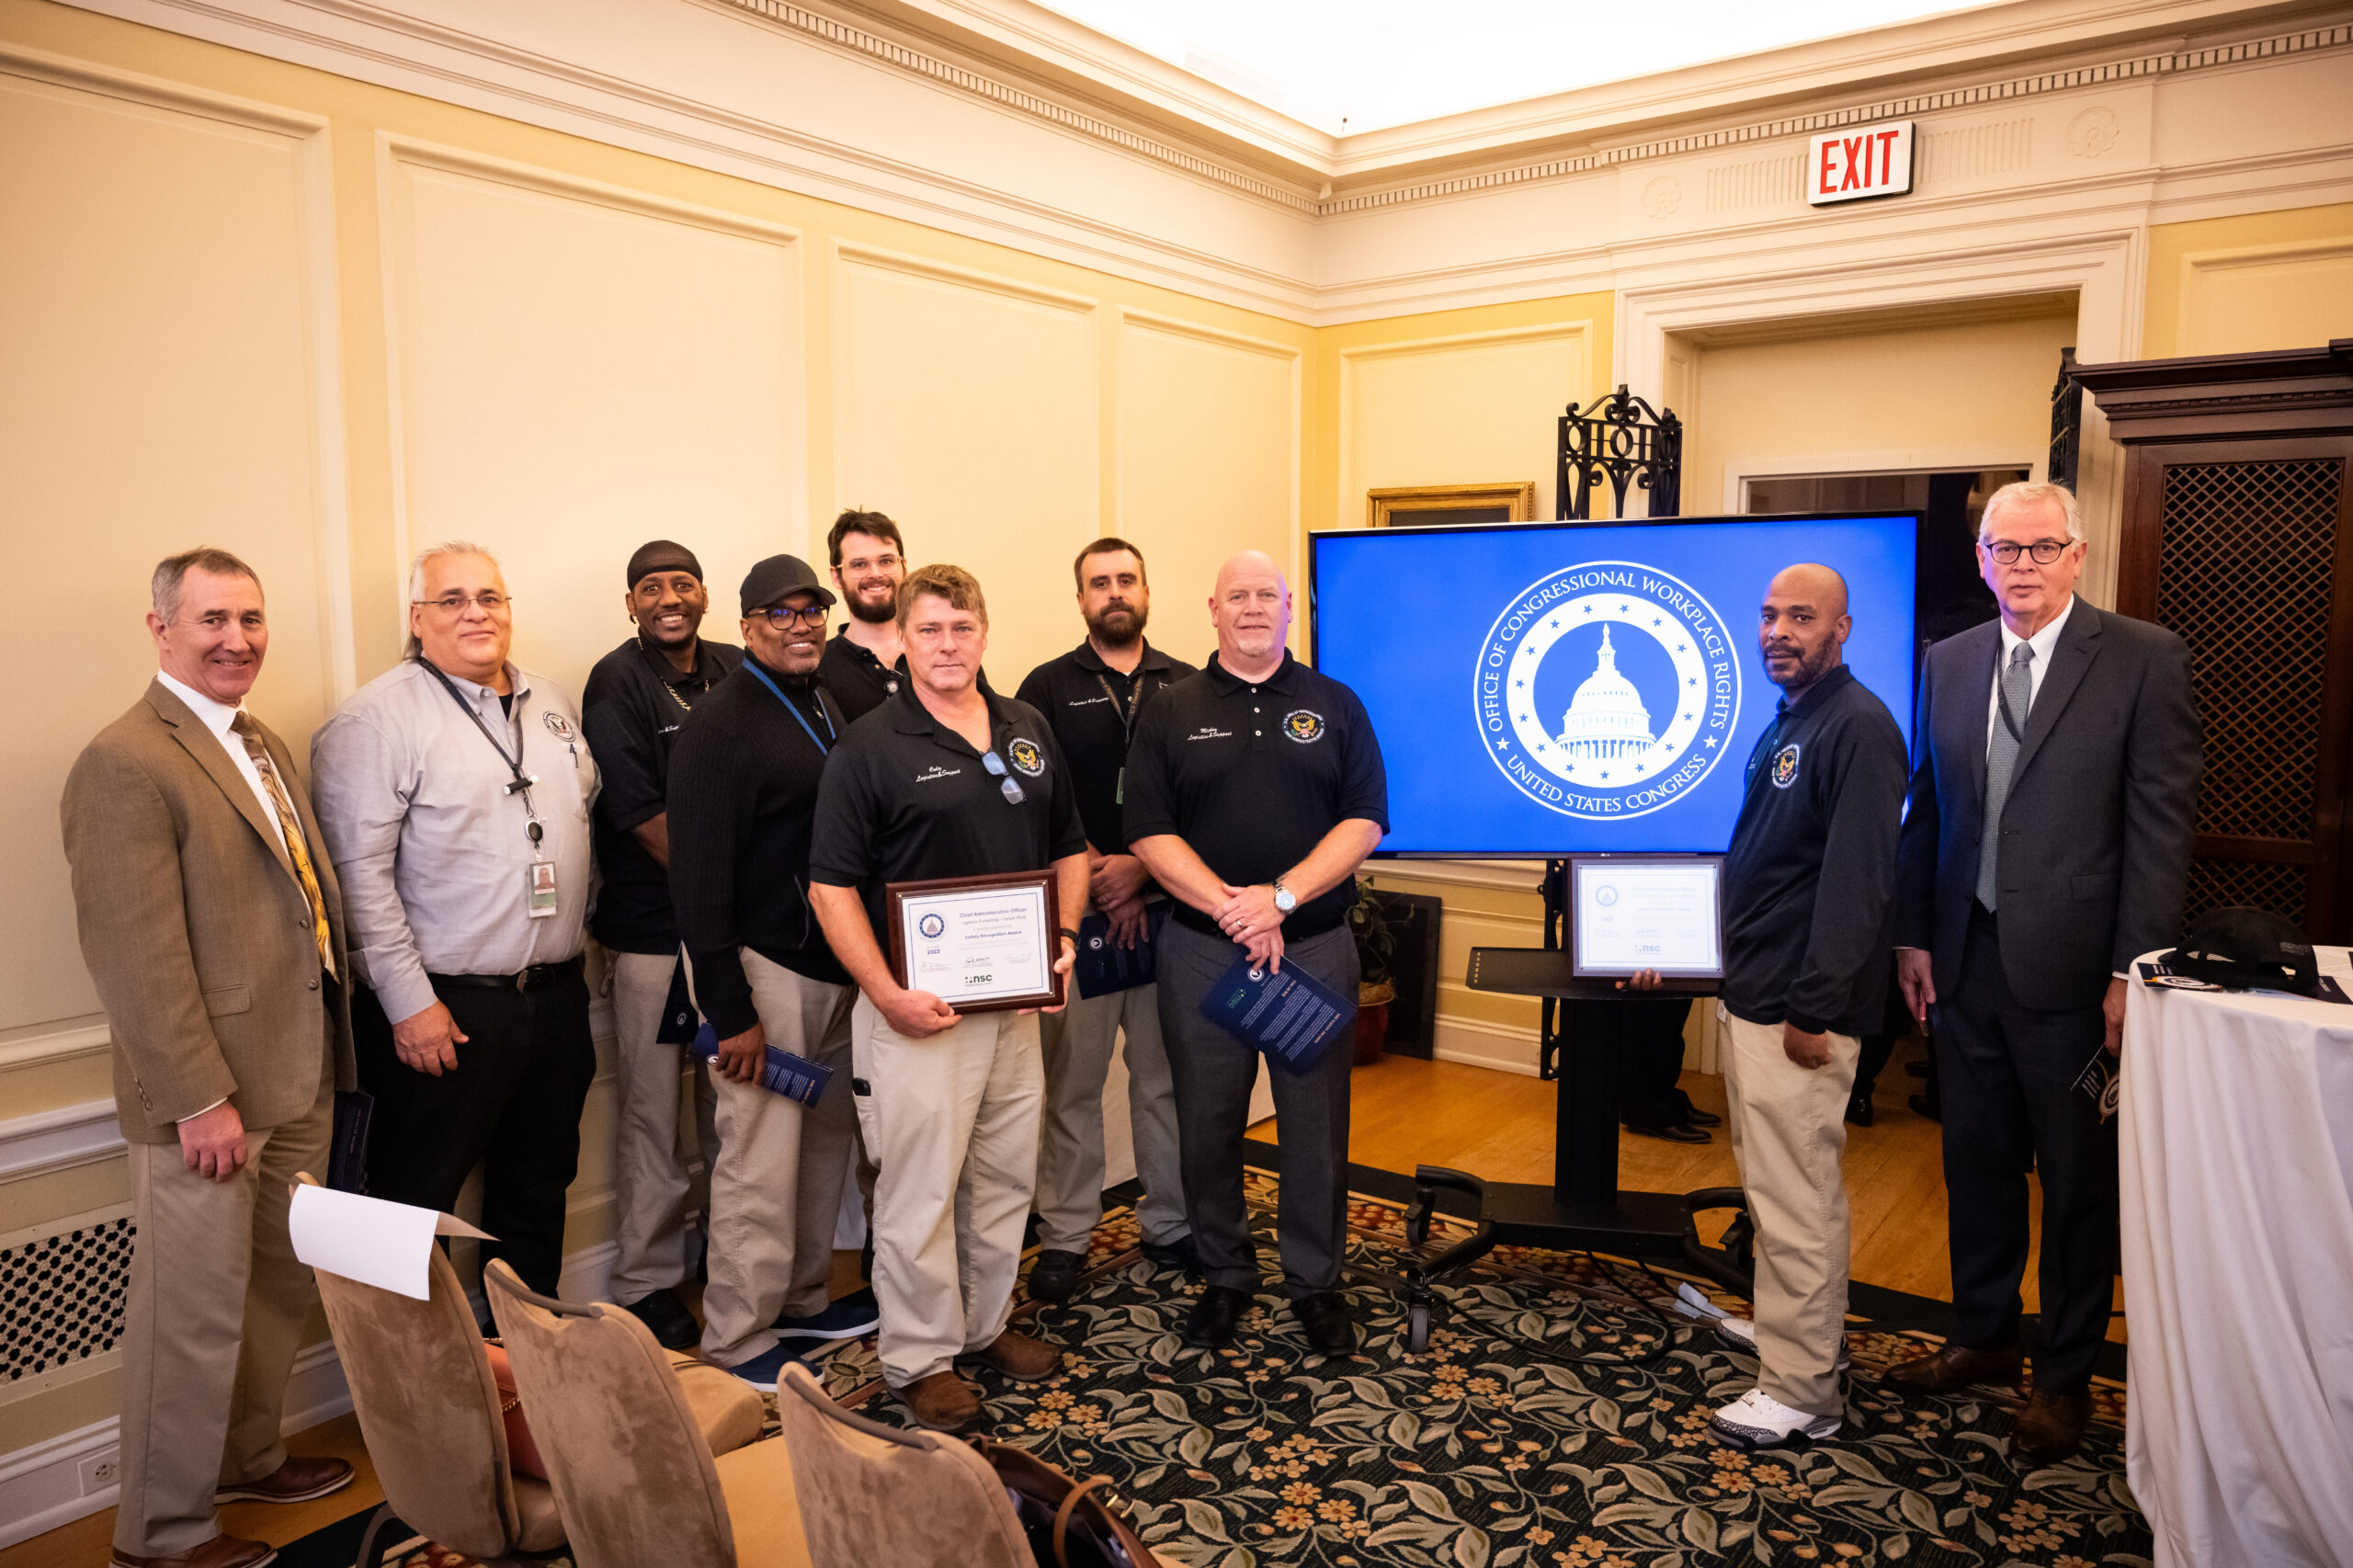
[331,1170,2147,1568]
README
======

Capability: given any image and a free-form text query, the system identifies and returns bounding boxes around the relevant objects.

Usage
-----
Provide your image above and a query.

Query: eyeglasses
[1981,540,2072,565]
[415,592,510,614]
[980,749,1026,804]
[760,604,827,628]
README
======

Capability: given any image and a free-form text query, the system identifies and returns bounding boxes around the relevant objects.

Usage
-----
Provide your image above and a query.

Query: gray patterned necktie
[1975,642,2036,911]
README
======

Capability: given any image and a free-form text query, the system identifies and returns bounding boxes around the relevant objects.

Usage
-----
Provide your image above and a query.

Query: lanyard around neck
[415,655,542,840]
[744,660,838,755]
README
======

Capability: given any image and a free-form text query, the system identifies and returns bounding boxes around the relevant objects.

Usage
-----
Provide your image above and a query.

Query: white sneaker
[1709,1388,1842,1450]
[1711,1313,1853,1370]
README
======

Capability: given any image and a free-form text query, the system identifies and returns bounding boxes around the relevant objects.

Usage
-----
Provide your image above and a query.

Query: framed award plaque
[883,869,1063,1013]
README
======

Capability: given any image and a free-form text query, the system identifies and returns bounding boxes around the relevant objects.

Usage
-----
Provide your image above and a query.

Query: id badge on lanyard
[415,655,560,918]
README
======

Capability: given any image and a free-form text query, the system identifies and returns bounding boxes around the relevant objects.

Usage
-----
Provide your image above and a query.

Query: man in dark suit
[63,549,358,1568]
[1891,482,2200,1463]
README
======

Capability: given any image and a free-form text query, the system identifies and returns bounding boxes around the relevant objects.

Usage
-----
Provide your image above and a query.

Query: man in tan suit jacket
[63,549,358,1568]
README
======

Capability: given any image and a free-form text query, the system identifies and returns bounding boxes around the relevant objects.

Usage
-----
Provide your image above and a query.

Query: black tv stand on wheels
[1370,858,1753,1351]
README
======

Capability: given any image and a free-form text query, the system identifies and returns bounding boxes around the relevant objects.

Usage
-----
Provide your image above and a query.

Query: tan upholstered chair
[301,1175,766,1567]
[772,1362,1035,1568]
[483,1258,812,1568]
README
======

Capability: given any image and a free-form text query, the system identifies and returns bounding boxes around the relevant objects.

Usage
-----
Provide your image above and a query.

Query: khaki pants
[115,1082,332,1558]
[1719,1004,1861,1418]
[695,951,857,1365]
[608,949,719,1303]
[1035,982,1187,1254]
[851,1000,1042,1388]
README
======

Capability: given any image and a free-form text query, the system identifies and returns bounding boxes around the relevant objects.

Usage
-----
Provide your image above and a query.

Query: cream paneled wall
[1116,313,1302,658]
[380,142,808,681]
[1338,325,1593,526]
[0,50,347,1094]
[830,246,1101,683]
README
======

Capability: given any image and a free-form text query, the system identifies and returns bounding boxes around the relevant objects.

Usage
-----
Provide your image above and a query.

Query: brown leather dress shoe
[2011,1386,2092,1465]
[898,1370,986,1434]
[961,1327,1062,1383]
[1882,1342,2025,1394]
[112,1533,277,1568]
[215,1455,354,1506]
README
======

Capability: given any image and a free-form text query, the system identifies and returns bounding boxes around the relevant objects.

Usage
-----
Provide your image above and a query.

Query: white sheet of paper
[1574,860,1723,975]
[900,884,1050,1005]
[289,1184,492,1301]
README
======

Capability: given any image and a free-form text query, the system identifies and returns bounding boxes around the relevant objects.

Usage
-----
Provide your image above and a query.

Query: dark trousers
[1157,920,1357,1299]
[1935,903,2115,1391]
[353,968,597,1295]
[1618,998,1693,1127]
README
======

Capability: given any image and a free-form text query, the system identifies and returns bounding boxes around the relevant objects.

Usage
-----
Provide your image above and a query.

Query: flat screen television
[1309,512,1920,858]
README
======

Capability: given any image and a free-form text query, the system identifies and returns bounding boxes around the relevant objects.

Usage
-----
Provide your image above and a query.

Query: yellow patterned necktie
[231,711,336,979]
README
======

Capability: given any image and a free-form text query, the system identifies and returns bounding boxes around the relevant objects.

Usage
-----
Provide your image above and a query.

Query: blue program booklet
[1198,949,1354,1074]
[1074,901,1174,999]
[687,1023,833,1105]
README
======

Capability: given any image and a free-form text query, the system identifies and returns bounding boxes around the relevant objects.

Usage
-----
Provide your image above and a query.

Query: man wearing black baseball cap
[667,554,875,1388]
[581,540,741,1349]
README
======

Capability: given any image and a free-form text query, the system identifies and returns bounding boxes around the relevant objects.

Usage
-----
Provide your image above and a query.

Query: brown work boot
[961,1327,1063,1383]
[1882,1341,2026,1394]
[898,1369,987,1434]
[2011,1385,2092,1466]
[112,1533,277,1568]
[216,1454,354,1505]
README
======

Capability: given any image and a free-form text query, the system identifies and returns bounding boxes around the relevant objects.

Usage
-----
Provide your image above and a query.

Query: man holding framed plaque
[1125,550,1389,1357]
[809,563,1088,1435]
[1635,564,1907,1452]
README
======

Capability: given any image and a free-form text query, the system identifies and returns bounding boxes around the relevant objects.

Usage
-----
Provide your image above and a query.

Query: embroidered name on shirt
[915,765,963,783]
[1188,726,1233,742]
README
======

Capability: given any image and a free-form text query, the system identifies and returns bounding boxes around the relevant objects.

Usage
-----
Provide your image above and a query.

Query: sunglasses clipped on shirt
[980,749,1026,804]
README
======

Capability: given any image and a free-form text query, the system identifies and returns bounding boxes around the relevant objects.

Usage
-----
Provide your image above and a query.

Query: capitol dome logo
[1473,561,1741,819]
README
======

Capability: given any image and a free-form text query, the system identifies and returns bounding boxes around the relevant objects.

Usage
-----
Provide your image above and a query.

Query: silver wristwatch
[1270,879,1297,914]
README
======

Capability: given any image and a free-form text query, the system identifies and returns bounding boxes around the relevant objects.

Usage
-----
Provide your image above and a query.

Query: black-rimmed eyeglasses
[760,604,828,628]
[980,750,1026,804]
[1982,540,2072,565]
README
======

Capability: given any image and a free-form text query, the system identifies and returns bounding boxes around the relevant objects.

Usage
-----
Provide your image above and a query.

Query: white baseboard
[0,1340,351,1551]
[1429,1015,1542,1076]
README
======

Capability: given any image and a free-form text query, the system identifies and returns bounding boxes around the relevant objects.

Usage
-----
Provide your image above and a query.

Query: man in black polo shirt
[1638,563,1906,1452]
[579,540,740,1349]
[666,555,877,1390]
[1125,550,1388,1356]
[810,564,1089,1434]
[1014,538,1198,1305]
[817,508,909,722]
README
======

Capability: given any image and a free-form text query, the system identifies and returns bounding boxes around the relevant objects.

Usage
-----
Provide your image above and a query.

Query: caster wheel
[1405,1207,1431,1249]
[1407,1301,1431,1353]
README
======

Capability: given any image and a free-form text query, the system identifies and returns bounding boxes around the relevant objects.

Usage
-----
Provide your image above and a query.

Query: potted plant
[1347,876,1398,1066]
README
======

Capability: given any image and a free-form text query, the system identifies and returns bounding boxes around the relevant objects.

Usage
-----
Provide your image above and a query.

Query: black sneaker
[618,1287,700,1352]
[1028,1248,1088,1303]
[1139,1234,1199,1273]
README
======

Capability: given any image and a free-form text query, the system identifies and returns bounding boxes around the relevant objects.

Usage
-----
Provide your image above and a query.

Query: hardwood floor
[8,1044,2116,1567]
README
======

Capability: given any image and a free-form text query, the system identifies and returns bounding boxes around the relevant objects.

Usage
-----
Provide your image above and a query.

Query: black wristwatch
[1060,926,1081,945]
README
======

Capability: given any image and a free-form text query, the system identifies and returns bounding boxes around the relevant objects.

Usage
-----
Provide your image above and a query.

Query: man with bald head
[1125,551,1388,1355]
[1633,562,1905,1449]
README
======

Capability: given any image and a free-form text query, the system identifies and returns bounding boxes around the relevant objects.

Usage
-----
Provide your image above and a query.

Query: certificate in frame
[1569,854,1725,978]
[884,869,1063,1013]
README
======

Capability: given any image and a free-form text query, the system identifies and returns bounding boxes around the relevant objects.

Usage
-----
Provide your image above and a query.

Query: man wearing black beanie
[581,539,742,1349]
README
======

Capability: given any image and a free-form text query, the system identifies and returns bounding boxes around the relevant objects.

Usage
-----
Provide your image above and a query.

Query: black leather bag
[969,1437,1165,1568]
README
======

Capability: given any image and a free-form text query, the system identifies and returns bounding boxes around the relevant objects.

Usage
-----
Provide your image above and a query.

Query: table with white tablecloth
[2120,948,2353,1568]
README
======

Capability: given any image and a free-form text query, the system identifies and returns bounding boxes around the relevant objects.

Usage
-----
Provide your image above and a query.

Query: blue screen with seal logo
[1310,514,1917,855]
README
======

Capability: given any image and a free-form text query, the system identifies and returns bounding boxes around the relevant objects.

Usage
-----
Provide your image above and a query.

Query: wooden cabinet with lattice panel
[2081,341,2353,942]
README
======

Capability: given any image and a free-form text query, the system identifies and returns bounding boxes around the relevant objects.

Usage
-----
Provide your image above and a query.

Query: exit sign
[1807,122,1915,206]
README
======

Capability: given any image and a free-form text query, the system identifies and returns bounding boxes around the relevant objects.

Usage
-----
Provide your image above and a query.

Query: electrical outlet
[78,1449,120,1494]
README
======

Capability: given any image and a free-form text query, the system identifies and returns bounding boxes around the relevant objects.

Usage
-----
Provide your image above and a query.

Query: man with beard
[1125,551,1388,1356]
[810,564,1087,1433]
[1014,539,1197,1305]
[579,540,740,1349]
[666,556,874,1388]
[1631,563,1907,1451]
[818,509,910,722]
